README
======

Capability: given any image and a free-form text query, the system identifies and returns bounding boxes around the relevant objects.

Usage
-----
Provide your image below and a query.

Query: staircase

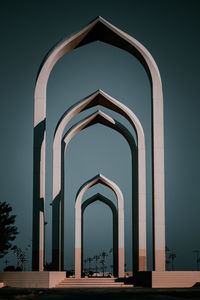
[55,277,134,288]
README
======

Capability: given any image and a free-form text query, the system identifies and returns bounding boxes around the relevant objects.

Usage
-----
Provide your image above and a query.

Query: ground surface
[1,288,200,300]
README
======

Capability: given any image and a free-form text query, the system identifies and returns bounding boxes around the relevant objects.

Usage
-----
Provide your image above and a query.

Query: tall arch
[82,193,118,277]
[52,101,145,272]
[57,110,139,271]
[33,17,165,271]
[75,174,124,278]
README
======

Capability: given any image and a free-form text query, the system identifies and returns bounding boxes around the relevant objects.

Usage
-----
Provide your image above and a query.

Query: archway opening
[83,199,113,277]
[46,35,151,270]
[33,17,165,273]
[64,124,131,275]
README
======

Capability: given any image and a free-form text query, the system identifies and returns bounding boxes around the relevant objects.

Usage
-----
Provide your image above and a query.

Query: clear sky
[0,0,200,272]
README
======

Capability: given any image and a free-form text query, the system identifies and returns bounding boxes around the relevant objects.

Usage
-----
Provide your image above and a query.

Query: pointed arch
[82,193,118,277]
[75,174,124,278]
[52,90,144,200]
[33,17,165,271]
[52,99,145,272]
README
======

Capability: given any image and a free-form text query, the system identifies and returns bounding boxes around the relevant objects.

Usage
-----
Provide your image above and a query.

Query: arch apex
[93,16,107,23]
[98,173,105,179]
[82,193,114,206]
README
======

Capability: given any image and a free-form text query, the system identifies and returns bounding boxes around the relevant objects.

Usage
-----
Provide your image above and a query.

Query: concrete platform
[0,272,66,288]
[1,271,200,288]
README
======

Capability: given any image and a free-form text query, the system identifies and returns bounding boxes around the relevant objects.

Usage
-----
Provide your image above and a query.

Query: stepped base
[2,271,199,288]
[56,278,133,288]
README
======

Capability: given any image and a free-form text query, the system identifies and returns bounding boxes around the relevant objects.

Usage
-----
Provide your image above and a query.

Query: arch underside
[33,17,165,272]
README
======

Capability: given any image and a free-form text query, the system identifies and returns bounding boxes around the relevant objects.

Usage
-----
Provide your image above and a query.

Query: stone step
[55,278,134,288]
[59,280,124,284]
[61,278,117,282]
[56,283,133,288]
[57,283,124,286]
[56,284,133,288]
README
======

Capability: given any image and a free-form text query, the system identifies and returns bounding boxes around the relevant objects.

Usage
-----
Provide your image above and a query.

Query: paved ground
[1,288,200,300]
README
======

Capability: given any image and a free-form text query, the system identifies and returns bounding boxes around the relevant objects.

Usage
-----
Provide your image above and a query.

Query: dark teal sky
[0,0,200,271]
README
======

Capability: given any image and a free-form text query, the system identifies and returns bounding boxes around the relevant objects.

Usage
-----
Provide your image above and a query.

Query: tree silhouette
[100,260,105,276]
[110,264,113,275]
[12,246,26,271]
[169,250,176,271]
[193,250,200,270]
[100,252,108,276]
[0,201,18,259]
[88,257,93,273]
[83,258,88,272]
[93,255,100,276]
[165,245,171,270]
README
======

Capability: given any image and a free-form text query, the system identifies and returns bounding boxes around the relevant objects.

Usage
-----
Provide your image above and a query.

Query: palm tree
[166,259,170,271]
[193,250,200,271]
[169,250,176,271]
[108,248,113,273]
[197,258,200,271]
[165,245,171,269]
[124,263,127,272]
[88,257,93,273]
[100,252,108,276]
[93,255,100,276]
[100,260,105,277]
[110,264,113,275]
[165,246,170,252]
[83,258,87,272]
[102,251,108,258]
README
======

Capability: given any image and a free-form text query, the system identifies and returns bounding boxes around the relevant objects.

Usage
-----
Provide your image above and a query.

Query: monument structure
[33,16,165,275]
[30,15,200,287]
[1,16,200,289]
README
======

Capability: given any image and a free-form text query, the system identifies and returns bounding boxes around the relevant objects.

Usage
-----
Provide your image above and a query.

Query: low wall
[0,272,66,288]
[152,271,200,288]
[135,271,200,288]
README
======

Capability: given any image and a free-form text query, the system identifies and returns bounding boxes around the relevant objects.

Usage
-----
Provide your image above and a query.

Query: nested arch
[82,193,118,277]
[59,110,138,272]
[82,193,117,213]
[75,174,124,278]
[53,90,144,200]
[52,101,145,272]
[33,17,165,271]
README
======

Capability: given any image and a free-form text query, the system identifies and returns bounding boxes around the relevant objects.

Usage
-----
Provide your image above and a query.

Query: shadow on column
[32,120,45,271]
